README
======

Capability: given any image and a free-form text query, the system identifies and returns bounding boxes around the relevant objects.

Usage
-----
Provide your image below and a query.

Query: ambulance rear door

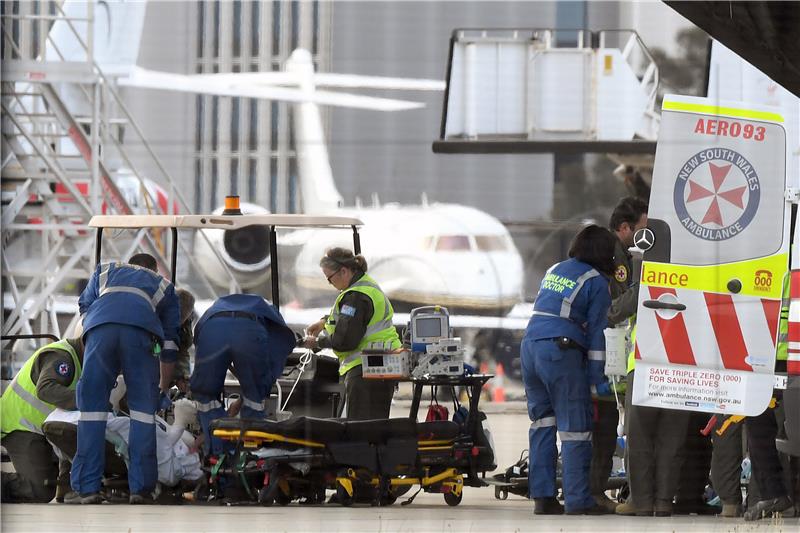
[632,94,788,416]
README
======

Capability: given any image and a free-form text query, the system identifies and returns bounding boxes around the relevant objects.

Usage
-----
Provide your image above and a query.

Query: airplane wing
[312,73,446,91]
[191,72,446,91]
[272,305,530,331]
[195,295,533,331]
[1,295,528,335]
[118,67,425,111]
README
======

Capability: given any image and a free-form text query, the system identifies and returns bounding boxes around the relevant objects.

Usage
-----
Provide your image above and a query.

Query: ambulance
[630,43,800,456]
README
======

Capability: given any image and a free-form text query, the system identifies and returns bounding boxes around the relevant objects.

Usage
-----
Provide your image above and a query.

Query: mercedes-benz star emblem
[633,228,655,251]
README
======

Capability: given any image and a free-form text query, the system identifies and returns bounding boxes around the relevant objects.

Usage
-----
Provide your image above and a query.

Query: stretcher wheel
[379,493,397,506]
[193,479,210,502]
[444,490,463,507]
[495,486,508,500]
[259,474,283,507]
[308,487,326,505]
[258,486,276,506]
[335,481,354,507]
[391,483,412,498]
[274,488,292,506]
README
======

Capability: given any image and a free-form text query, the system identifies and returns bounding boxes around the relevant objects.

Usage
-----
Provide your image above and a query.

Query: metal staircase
[1,1,235,344]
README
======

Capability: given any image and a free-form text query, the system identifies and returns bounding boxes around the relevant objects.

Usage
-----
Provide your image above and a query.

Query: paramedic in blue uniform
[71,253,180,504]
[190,294,296,456]
[522,225,616,515]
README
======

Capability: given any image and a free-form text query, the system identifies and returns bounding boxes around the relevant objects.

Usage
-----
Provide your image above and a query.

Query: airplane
[44,0,526,317]
[192,47,524,316]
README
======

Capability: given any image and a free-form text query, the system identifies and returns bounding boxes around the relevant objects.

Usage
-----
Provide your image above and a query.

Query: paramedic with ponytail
[303,247,402,420]
[521,225,616,516]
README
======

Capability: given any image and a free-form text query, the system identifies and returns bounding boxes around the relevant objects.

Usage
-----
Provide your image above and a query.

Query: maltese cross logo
[673,148,760,242]
[686,162,747,227]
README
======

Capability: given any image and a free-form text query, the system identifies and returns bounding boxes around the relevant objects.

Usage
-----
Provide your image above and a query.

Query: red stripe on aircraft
[704,292,752,371]
[648,286,697,366]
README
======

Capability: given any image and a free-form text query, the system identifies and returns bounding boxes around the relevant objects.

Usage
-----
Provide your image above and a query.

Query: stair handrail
[48,1,239,294]
[25,2,240,295]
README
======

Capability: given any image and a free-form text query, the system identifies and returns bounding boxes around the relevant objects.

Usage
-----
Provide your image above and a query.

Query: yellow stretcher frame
[211,427,465,503]
[335,467,464,499]
[213,422,476,506]
[212,428,326,449]
[212,428,459,450]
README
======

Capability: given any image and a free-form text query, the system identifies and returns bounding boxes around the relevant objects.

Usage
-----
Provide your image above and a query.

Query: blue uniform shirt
[525,258,610,362]
[196,294,297,383]
[79,262,181,362]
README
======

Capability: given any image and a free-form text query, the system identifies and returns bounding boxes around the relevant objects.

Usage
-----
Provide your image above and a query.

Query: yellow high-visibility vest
[0,340,81,435]
[324,274,401,376]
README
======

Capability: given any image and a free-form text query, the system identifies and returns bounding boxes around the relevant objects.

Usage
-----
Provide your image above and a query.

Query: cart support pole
[352,226,361,255]
[270,226,280,310]
[170,227,178,284]
[94,227,104,266]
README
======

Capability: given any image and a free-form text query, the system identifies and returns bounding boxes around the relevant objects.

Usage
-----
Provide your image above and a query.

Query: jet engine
[193,202,272,291]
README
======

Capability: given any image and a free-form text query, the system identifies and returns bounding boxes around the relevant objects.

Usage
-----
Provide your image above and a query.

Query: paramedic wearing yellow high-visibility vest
[743,275,793,521]
[592,196,647,513]
[303,247,402,420]
[0,334,84,503]
[620,322,690,516]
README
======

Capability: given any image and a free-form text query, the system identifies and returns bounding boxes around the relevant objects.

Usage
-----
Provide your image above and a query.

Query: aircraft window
[475,235,508,252]
[436,235,471,251]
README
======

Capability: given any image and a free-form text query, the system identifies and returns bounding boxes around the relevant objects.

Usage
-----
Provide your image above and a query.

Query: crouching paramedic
[521,225,616,516]
[0,331,84,503]
[190,294,296,456]
[71,253,180,504]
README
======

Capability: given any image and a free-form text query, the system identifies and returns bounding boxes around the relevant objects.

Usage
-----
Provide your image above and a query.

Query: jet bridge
[433,29,660,156]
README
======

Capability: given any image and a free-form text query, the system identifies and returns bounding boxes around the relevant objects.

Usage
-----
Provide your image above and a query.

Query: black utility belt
[210,311,259,322]
[542,336,585,352]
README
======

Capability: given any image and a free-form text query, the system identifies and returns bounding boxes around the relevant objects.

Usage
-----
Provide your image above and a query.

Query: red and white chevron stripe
[636,286,780,374]
[787,270,800,376]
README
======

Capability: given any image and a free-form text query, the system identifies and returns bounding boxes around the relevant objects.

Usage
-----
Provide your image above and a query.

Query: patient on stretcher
[42,379,203,495]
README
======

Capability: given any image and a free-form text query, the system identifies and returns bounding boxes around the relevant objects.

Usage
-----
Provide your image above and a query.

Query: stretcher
[206,375,497,506]
[208,413,495,506]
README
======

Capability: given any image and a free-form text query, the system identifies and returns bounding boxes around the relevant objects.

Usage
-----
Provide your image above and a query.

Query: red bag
[426,390,449,421]
[426,404,449,422]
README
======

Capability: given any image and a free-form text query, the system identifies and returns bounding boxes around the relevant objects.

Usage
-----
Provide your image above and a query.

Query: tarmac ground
[2,402,798,532]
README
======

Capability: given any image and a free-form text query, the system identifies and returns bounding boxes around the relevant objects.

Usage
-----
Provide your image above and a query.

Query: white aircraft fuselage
[292,203,523,315]
[193,201,524,316]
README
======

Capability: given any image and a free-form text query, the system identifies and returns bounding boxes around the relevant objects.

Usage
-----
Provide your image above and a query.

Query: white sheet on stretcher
[250,447,313,475]
[44,409,203,486]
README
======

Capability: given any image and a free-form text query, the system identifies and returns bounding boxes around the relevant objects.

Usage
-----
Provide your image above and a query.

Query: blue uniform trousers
[521,337,594,511]
[71,324,159,495]
[190,316,271,455]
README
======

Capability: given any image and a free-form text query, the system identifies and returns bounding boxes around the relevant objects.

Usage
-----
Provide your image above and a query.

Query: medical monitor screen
[415,317,443,338]
[367,355,385,366]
